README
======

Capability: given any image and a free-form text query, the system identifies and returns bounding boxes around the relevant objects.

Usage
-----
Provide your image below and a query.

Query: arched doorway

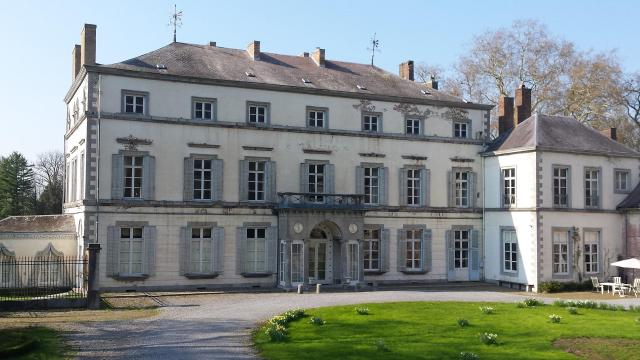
[307,225,334,285]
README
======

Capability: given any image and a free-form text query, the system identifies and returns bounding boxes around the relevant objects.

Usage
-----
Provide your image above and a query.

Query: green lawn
[254,301,640,360]
[0,327,66,359]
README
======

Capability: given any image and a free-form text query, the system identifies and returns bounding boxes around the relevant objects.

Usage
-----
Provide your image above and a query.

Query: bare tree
[623,72,640,125]
[34,151,64,191]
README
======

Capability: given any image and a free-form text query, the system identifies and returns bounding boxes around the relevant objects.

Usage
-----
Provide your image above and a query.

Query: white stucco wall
[484,152,537,209]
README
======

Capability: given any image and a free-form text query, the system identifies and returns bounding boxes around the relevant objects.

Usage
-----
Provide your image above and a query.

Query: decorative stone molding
[359,152,386,158]
[116,135,153,151]
[450,157,475,163]
[242,146,273,151]
[401,155,428,161]
[187,142,220,149]
[303,149,332,155]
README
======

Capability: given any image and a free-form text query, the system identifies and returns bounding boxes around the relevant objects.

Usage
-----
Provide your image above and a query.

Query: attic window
[420,89,431,95]
[357,85,367,90]
[302,78,312,84]
[156,64,167,70]
[245,71,255,77]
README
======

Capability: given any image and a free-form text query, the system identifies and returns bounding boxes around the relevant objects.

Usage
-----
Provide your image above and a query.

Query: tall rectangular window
[347,242,359,280]
[503,230,517,272]
[405,229,422,270]
[248,160,266,201]
[193,159,212,200]
[190,227,212,274]
[552,230,569,274]
[79,152,85,199]
[405,118,421,135]
[71,158,78,202]
[364,167,380,205]
[119,227,144,275]
[455,171,469,207]
[248,103,268,124]
[123,156,143,198]
[453,122,468,138]
[553,166,569,207]
[584,230,600,273]
[615,169,630,193]
[454,230,469,269]
[65,163,70,203]
[502,168,516,207]
[308,163,325,202]
[246,228,266,273]
[407,169,421,205]
[124,94,145,114]
[193,99,215,120]
[363,229,380,271]
[585,169,600,207]
[363,114,380,132]
[290,242,303,283]
[308,109,326,128]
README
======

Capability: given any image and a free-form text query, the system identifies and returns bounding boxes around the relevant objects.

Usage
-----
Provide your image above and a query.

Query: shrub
[539,281,562,293]
[479,306,495,314]
[523,298,543,307]
[549,314,562,323]
[375,340,389,352]
[516,302,526,308]
[457,319,470,327]
[265,324,288,342]
[459,352,480,360]
[309,316,325,326]
[268,315,289,326]
[355,307,370,315]
[539,280,592,293]
[567,307,578,315]
[479,332,498,345]
[283,308,305,321]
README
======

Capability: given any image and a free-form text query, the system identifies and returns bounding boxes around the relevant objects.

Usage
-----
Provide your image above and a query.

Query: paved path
[65,289,640,359]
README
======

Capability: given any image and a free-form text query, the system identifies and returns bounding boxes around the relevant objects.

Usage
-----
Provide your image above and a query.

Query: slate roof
[0,215,75,233]
[98,42,487,107]
[485,113,640,158]
[618,184,640,209]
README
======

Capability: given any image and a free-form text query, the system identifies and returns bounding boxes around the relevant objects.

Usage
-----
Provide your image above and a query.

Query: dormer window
[420,89,431,95]
[357,85,367,90]
[302,78,312,84]
[245,71,255,77]
[121,90,148,115]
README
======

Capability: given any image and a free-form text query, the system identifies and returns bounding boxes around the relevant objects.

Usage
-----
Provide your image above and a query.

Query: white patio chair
[613,277,630,296]
[631,278,640,298]
[591,276,604,293]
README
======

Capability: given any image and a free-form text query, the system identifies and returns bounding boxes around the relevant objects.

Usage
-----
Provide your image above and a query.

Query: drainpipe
[481,155,486,282]
[95,74,101,244]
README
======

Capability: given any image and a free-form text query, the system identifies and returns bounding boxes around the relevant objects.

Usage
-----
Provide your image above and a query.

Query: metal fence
[0,256,87,301]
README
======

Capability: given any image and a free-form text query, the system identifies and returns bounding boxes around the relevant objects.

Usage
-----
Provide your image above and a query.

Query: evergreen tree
[0,152,37,218]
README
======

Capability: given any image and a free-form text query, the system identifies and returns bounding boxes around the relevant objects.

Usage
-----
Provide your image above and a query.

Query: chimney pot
[399,60,414,81]
[209,41,217,47]
[311,48,325,67]
[427,75,439,90]
[498,96,515,135]
[72,44,81,80]
[247,40,260,60]
[514,83,532,124]
[601,127,617,141]
[80,24,96,68]
[299,52,309,57]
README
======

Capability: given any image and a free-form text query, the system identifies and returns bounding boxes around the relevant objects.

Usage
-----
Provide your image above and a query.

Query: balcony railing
[277,192,366,210]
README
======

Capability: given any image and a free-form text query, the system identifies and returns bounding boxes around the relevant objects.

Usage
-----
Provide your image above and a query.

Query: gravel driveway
[65,287,640,359]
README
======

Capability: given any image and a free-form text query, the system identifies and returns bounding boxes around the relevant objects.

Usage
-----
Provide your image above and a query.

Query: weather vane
[169,4,183,42]
[367,33,380,66]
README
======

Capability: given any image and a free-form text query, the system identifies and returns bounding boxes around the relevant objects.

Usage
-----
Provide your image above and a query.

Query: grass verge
[0,327,67,359]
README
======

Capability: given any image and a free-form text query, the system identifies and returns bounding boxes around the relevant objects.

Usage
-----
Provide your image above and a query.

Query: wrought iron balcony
[277,192,366,210]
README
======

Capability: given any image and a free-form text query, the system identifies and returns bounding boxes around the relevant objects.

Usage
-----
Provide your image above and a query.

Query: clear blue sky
[1,0,638,161]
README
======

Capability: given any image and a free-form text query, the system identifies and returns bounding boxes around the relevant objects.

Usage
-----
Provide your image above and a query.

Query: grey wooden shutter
[447,171,454,207]
[106,225,118,277]
[397,229,407,272]
[213,227,225,274]
[399,168,408,206]
[143,226,157,276]
[470,229,480,280]
[266,226,278,273]
[420,168,429,207]
[179,227,188,275]
[325,164,335,194]
[446,230,454,277]
[380,167,389,205]
[238,160,248,202]
[265,160,277,202]
[212,159,224,202]
[355,166,364,194]
[380,228,390,272]
[566,167,572,207]
[422,229,432,272]
[183,157,194,201]
[142,155,156,200]
[236,227,247,275]
[299,163,309,192]
[111,154,124,200]
[470,171,478,208]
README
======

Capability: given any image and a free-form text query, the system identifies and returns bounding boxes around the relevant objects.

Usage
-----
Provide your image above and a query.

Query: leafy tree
[0,152,37,218]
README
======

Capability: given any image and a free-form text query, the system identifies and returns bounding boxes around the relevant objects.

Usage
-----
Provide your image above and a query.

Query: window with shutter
[363,228,380,271]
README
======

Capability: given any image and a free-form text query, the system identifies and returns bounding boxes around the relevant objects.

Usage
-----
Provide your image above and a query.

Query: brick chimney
[72,44,81,80]
[399,60,414,81]
[312,47,325,67]
[600,128,617,141]
[427,75,439,90]
[247,40,260,60]
[514,82,532,124]
[80,24,96,68]
[498,96,515,135]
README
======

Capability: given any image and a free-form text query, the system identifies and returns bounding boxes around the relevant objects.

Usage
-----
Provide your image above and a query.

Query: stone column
[340,240,348,284]
[358,239,365,283]
[87,243,101,310]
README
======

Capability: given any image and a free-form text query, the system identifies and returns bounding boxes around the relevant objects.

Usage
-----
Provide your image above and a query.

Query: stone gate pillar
[87,243,101,309]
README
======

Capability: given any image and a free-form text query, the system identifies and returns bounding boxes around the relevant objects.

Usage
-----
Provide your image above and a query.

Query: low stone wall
[0,298,87,312]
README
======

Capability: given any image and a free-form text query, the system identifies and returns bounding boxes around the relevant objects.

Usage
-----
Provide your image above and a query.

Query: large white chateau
[3,24,640,293]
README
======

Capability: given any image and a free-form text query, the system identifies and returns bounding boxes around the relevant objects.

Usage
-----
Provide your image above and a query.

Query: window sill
[400,270,428,275]
[111,275,149,281]
[184,273,220,279]
[241,272,274,278]
[364,270,386,275]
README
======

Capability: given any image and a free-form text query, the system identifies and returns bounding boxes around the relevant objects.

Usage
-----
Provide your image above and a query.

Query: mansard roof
[94,42,491,109]
[485,113,640,158]
[0,215,75,233]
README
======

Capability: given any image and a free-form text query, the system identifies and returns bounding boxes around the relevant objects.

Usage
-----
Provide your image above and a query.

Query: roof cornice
[64,67,88,103]
[85,65,494,110]
[482,145,640,159]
